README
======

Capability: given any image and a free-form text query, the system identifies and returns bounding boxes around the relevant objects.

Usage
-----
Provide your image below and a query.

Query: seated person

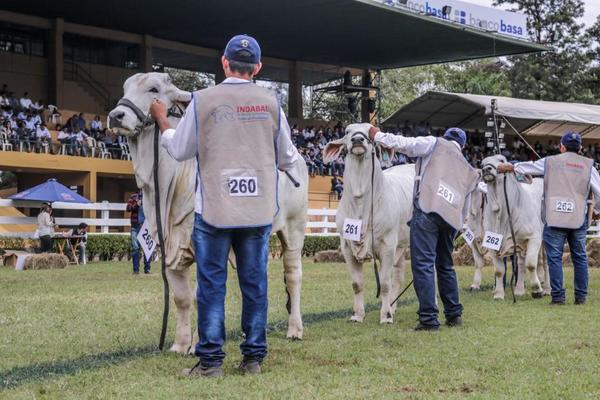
[35,123,52,152]
[74,128,89,157]
[57,125,76,155]
[64,223,88,264]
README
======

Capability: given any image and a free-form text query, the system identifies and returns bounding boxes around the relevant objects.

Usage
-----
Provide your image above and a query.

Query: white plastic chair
[87,137,97,158]
[98,141,112,159]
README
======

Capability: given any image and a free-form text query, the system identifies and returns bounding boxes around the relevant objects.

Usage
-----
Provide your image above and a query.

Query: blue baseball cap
[224,34,261,64]
[443,127,467,148]
[560,131,582,150]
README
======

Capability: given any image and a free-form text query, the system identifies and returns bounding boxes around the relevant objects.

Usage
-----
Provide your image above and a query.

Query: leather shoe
[445,316,463,327]
[239,359,262,374]
[413,322,439,331]
[181,361,223,378]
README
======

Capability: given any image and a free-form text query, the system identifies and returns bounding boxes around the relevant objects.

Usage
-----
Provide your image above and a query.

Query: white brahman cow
[108,73,308,352]
[481,155,550,299]
[323,123,414,324]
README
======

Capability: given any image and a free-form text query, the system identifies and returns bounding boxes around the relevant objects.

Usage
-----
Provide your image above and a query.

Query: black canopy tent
[1,0,545,84]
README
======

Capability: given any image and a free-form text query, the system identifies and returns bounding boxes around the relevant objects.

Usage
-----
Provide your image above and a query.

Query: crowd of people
[294,121,600,180]
[0,84,129,158]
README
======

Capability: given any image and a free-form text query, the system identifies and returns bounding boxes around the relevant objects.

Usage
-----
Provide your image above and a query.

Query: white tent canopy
[383,91,600,139]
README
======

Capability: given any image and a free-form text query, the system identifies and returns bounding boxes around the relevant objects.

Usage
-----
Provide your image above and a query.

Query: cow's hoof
[286,328,303,341]
[349,315,364,323]
[493,293,505,300]
[169,343,191,354]
[380,317,394,325]
[469,285,480,292]
[543,289,551,296]
[514,289,526,296]
[531,291,543,299]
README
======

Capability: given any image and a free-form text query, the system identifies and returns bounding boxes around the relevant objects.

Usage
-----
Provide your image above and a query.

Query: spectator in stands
[24,114,37,136]
[74,127,89,156]
[90,115,102,138]
[57,125,76,155]
[65,113,79,131]
[0,83,7,96]
[20,92,33,111]
[65,222,88,264]
[77,112,86,131]
[8,92,20,111]
[127,191,151,275]
[35,122,51,152]
[331,174,343,200]
[31,99,44,112]
[15,120,33,152]
[37,203,56,253]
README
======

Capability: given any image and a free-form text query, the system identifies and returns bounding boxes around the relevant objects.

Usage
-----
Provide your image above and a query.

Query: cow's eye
[149,87,159,93]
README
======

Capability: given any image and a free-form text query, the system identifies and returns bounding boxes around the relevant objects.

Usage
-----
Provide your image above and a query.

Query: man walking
[127,190,151,274]
[150,34,297,377]
[497,132,600,305]
[369,126,479,330]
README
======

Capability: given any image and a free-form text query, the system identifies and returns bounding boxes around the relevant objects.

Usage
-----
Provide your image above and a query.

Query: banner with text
[377,0,528,39]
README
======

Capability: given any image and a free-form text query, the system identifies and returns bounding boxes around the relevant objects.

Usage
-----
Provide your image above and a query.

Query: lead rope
[154,123,170,350]
[503,174,518,304]
[371,146,381,298]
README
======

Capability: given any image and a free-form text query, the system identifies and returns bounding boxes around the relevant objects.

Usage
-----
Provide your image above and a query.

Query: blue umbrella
[9,178,91,203]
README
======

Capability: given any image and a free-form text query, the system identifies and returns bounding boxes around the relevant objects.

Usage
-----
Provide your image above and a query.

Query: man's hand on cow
[368,125,380,141]
[149,99,173,133]
[149,99,167,121]
[497,163,515,174]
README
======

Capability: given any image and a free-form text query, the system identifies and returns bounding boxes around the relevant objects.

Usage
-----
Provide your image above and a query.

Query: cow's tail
[154,123,170,350]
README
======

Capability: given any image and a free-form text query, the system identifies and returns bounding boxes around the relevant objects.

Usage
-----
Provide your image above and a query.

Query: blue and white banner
[376,0,528,39]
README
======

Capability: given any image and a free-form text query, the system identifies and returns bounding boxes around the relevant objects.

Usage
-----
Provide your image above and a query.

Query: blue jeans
[543,222,588,302]
[410,208,463,327]
[131,224,150,273]
[192,213,272,367]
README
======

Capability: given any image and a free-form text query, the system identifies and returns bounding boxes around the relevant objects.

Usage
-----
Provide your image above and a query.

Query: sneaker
[412,322,439,332]
[132,271,139,275]
[549,299,566,306]
[575,298,586,305]
[181,361,223,378]
[238,359,262,375]
[445,316,463,327]
[144,271,152,275]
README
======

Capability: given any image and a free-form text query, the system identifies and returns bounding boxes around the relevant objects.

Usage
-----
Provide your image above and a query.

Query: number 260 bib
[228,177,258,197]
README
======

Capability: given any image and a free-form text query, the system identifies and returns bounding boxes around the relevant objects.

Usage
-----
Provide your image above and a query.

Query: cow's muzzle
[482,163,497,182]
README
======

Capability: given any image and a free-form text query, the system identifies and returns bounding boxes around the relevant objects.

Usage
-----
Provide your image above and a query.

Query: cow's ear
[376,144,395,168]
[323,139,345,164]
[173,89,192,106]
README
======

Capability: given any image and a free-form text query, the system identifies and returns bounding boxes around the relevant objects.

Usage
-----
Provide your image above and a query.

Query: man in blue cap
[150,34,298,377]
[369,126,479,330]
[498,132,600,305]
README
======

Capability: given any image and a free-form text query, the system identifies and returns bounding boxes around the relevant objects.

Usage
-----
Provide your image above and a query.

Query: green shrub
[301,235,340,256]
[87,235,131,261]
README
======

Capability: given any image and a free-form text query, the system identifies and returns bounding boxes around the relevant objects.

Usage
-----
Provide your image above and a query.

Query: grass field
[1,260,600,399]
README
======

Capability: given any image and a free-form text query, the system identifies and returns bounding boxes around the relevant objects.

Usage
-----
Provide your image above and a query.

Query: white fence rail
[0,199,339,237]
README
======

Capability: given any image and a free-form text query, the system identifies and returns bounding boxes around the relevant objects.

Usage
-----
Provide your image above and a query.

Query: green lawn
[1,260,600,399]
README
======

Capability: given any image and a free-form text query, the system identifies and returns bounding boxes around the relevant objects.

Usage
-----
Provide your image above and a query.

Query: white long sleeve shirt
[374,132,472,224]
[514,157,600,210]
[161,77,299,214]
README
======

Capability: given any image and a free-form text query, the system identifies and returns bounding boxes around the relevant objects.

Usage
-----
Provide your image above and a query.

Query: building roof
[383,91,600,139]
[1,0,545,83]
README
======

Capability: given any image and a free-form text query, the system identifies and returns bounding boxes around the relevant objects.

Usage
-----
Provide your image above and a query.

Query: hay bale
[314,249,345,263]
[586,240,600,268]
[452,244,474,266]
[23,253,69,270]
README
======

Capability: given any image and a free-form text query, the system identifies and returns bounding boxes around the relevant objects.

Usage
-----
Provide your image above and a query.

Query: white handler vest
[543,151,593,229]
[194,82,280,228]
[415,138,479,230]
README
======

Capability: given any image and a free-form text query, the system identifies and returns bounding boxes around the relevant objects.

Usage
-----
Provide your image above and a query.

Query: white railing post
[101,200,110,233]
[322,212,329,234]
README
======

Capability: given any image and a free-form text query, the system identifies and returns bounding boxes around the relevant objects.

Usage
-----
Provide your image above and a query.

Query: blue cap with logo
[224,34,261,64]
[443,127,467,148]
[560,131,582,150]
